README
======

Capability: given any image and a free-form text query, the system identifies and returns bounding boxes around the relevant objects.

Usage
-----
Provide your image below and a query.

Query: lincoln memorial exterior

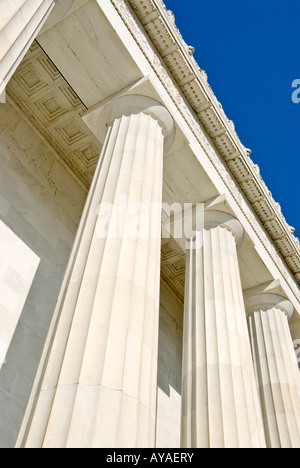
[0,0,299,449]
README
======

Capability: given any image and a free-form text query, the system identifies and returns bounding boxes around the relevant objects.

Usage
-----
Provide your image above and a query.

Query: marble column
[246,294,300,448]
[181,211,266,448]
[0,0,56,94]
[19,95,174,448]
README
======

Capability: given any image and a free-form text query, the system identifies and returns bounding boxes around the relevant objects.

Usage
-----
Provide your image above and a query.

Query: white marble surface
[0,0,55,90]
[181,212,266,448]
[20,96,174,448]
[247,294,300,448]
[156,282,183,448]
[0,101,79,448]
[0,220,40,369]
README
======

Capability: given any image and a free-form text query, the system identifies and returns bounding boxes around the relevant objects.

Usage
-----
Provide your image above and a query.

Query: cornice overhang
[118,0,300,290]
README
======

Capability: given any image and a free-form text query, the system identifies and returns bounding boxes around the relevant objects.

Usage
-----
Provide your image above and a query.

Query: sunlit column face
[246,294,300,448]
[20,95,175,449]
[181,212,266,449]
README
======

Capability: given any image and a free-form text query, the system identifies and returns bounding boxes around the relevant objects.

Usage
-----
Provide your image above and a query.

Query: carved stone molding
[7,41,102,189]
[111,0,300,302]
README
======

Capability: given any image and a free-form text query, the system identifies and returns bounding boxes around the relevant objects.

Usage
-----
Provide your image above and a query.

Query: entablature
[122,0,300,289]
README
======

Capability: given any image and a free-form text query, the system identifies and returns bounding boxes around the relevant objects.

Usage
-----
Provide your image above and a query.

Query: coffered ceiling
[7,41,101,188]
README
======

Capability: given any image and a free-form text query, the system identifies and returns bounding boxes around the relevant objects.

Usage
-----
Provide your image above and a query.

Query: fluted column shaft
[246,294,300,448]
[0,0,55,94]
[181,211,266,448]
[19,95,173,448]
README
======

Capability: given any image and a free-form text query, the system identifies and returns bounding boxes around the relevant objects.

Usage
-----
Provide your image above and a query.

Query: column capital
[204,210,244,247]
[245,293,294,321]
[246,293,300,447]
[182,208,244,249]
[84,94,175,151]
[19,95,167,448]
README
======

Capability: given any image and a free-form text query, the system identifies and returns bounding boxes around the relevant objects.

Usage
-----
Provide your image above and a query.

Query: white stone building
[0,0,299,449]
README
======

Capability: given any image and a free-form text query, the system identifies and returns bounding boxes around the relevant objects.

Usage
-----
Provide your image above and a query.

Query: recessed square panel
[75,143,100,169]
[34,92,68,123]
[14,62,48,97]
[38,56,61,81]
[55,119,87,146]
[60,84,82,109]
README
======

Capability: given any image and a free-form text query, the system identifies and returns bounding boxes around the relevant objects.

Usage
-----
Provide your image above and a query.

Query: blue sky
[163,0,300,237]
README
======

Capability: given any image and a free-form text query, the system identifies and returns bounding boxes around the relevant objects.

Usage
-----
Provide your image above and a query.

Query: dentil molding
[110,0,300,303]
